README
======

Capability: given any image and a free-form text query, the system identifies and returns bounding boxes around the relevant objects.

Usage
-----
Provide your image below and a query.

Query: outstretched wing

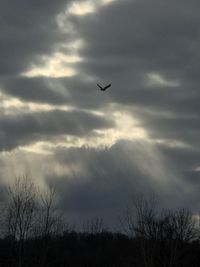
[104,83,111,90]
[97,84,103,90]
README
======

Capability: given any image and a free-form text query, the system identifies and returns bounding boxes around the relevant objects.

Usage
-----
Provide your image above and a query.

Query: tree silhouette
[0,179,199,266]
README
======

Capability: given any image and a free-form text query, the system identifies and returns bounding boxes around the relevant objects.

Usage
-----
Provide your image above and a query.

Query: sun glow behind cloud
[92,111,149,147]
[10,109,157,186]
[67,0,117,16]
[68,1,96,15]
[22,0,117,79]
[0,92,74,115]
[1,0,182,166]
[17,110,149,155]
[22,53,82,78]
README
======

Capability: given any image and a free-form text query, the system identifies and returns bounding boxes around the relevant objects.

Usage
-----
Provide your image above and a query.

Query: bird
[97,83,111,91]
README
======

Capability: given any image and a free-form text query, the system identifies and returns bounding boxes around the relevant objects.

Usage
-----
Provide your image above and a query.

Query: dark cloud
[0,109,115,150]
[0,0,73,75]
[0,75,113,108]
[76,0,200,75]
[1,0,200,226]
[67,0,200,113]
[18,0,197,114]
[156,143,200,183]
[135,110,200,147]
[64,0,200,156]
[1,77,68,104]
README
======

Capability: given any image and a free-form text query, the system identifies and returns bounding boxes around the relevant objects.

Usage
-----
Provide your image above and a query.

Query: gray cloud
[1,77,68,104]
[0,109,115,150]
[1,0,200,226]
[0,0,73,76]
[1,75,113,108]
[65,0,200,153]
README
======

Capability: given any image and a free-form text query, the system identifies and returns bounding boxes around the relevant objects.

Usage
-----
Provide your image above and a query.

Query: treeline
[0,176,200,267]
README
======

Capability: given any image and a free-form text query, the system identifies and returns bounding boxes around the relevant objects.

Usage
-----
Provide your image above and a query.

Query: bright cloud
[22,53,79,78]
[68,1,96,16]
[146,73,180,87]
[0,92,74,115]
[67,0,117,16]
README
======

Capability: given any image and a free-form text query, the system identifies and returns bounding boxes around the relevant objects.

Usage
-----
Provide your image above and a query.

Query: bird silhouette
[97,83,111,91]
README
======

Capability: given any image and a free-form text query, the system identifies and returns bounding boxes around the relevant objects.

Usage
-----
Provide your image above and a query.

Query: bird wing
[104,84,111,90]
[97,84,103,90]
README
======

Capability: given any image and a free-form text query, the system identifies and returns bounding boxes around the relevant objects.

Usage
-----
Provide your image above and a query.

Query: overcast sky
[1,0,200,228]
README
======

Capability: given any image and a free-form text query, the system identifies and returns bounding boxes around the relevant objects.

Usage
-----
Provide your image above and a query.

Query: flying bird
[97,83,111,91]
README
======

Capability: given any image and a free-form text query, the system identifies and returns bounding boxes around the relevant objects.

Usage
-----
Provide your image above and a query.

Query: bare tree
[164,209,197,267]
[169,208,196,242]
[120,193,158,237]
[4,175,38,267]
[34,184,64,267]
[122,193,197,267]
[1,176,66,267]
[82,217,106,234]
[34,184,64,238]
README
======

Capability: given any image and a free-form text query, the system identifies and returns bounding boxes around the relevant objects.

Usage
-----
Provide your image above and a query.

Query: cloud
[0,109,115,151]
[1,77,68,104]
[1,0,200,226]
[60,0,200,153]
[43,140,192,226]
[0,138,198,227]
[0,0,74,76]
[0,75,113,109]
[69,0,200,112]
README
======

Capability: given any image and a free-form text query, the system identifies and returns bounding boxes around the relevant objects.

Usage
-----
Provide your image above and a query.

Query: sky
[1,0,200,228]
